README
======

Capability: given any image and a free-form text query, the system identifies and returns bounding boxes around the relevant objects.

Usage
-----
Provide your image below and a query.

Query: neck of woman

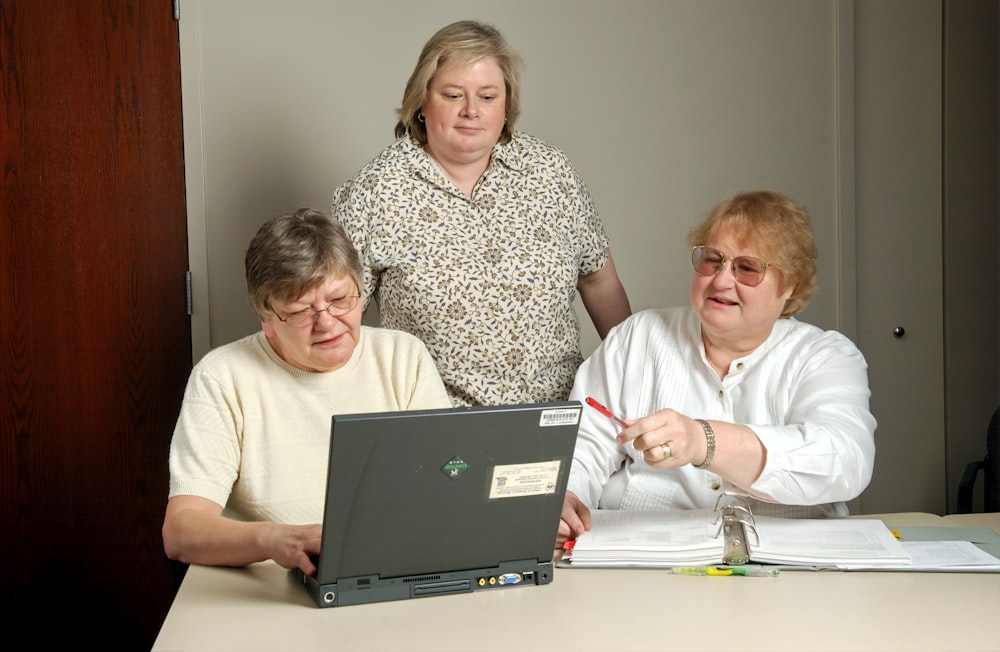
[702,335,759,380]
[425,148,490,198]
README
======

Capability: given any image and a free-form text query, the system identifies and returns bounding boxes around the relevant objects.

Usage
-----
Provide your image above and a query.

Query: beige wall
[180,0,850,359]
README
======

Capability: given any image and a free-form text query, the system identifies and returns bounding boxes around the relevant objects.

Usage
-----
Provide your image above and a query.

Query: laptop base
[297,559,554,608]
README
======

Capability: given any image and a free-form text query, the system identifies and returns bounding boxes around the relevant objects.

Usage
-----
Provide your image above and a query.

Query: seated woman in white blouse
[558,190,876,544]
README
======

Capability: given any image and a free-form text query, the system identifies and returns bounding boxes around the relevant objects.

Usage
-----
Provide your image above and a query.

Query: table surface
[153,512,1000,652]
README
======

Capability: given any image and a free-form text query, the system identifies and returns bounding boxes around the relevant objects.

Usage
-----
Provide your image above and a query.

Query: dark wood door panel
[1,2,190,648]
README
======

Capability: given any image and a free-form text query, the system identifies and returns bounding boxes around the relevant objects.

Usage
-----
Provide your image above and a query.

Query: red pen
[585,396,629,429]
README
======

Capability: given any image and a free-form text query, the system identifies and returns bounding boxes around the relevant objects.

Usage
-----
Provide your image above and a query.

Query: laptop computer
[296,400,582,608]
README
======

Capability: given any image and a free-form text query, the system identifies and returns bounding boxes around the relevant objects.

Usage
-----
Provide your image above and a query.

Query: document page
[749,515,911,566]
[564,509,724,566]
[839,540,1000,571]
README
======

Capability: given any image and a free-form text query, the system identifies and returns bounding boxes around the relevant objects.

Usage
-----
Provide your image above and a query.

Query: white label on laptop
[489,461,563,499]
[538,408,581,427]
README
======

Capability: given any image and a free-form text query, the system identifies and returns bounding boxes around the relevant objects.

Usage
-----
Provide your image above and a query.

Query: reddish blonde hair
[687,190,818,317]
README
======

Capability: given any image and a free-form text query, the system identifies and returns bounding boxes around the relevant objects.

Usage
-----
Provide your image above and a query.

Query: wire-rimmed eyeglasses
[274,295,361,328]
[690,245,772,287]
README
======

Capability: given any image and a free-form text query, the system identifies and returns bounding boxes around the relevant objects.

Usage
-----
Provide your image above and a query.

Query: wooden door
[0,2,190,649]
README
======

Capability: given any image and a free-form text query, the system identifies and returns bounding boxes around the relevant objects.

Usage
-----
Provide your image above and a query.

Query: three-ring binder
[714,492,759,565]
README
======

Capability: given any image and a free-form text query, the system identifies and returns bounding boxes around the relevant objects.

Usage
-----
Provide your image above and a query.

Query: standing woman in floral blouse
[332,19,632,406]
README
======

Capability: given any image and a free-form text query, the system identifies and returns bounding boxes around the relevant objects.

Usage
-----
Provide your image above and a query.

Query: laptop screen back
[316,402,581,585]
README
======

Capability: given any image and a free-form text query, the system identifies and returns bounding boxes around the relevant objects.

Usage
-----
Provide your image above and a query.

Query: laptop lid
[298,401,581,607]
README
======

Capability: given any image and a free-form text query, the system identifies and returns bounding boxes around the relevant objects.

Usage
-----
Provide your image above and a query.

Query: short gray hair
[245,208,363,319]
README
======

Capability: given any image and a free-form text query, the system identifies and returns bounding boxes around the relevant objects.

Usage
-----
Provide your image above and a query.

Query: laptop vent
[403,574,442,584]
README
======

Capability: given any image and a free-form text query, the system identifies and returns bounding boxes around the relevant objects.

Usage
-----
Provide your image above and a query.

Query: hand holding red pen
[576,400,769,509]
[585,396,703,467]
[560,398,703,544]
[560,398,685,544]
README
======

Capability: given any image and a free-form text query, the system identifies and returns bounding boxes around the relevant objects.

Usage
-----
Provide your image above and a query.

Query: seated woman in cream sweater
[162,208,450,576]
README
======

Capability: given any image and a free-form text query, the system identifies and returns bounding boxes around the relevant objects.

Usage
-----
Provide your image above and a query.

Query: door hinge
[185,271,193,316]
[173,0,180,21]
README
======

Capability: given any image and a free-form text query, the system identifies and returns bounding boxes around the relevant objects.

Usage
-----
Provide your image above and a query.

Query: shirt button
[718,390,724,399]
[711,482,721,490]
[736,362,744,371]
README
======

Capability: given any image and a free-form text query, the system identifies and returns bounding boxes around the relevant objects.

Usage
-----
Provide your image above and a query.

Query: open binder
[559,492,1000,571]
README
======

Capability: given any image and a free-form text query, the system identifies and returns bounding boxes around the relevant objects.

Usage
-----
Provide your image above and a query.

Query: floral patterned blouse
[332,132,611,406]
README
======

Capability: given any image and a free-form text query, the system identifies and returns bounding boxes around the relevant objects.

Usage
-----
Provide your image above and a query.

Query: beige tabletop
[153,512,1000,652]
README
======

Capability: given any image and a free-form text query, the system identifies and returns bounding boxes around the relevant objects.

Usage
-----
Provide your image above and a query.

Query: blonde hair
[395,20,523,145]
[687,190,818,317]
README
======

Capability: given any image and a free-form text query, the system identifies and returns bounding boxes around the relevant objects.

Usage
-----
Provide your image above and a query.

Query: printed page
[839,540,1000,571]
[564,509,724,566]
[749,516,911,566]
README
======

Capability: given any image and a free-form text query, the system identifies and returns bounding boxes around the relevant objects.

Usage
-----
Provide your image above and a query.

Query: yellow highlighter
[671,566,779,577]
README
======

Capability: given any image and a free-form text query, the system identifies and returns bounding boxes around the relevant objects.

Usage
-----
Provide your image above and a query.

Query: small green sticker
[442,455,468,478]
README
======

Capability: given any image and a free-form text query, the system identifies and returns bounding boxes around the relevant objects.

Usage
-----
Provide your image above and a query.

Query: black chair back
[985,407,999,512]
[957,406,999,513]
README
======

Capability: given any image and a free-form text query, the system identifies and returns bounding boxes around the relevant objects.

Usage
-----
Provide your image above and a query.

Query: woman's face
[421,56,507,167]
[261,274,362,373]
[689,229,794,349]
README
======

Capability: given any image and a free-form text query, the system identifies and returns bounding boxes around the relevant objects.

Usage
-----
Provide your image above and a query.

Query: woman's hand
[556,491,591,545]
[263,523,323,576]
[616,409,707,467]
[617,411,768,492]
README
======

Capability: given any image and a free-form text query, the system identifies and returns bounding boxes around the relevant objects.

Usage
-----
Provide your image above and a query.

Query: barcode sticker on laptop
[539,408,581,427]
